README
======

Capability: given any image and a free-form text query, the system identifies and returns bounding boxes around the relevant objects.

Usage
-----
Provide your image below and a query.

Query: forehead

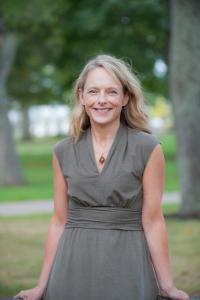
[84,67,122,89]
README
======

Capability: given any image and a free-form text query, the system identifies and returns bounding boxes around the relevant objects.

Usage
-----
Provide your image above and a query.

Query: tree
[3,0,169,100]
[169,0,200,215]
[0,0,169,186]
[0,19,25,185]
[0,0,169,145]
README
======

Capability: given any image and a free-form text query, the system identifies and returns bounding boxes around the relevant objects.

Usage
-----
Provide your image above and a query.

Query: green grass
[0,214,199,296]
[159,132,177,160]
[0,137,59,202]
[0,132,179,202]
[167,219,200,295]
[0,214,51,296]
[162,203,181,214]
[159,132,181,192]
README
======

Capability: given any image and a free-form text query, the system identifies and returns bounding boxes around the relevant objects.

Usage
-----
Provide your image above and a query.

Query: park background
[0,0,200,298]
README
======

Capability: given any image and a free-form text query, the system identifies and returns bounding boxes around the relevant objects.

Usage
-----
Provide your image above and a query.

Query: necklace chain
[91,135,114,165]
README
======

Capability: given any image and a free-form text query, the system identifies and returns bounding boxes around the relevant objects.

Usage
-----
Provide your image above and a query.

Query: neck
[90,119,121,146]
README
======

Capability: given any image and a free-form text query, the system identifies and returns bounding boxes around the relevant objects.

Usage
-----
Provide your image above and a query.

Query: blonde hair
[69,54,151,142]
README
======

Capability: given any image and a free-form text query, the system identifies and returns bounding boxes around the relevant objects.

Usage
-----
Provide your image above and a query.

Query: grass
[159,132,180,192]
[0,213,199,296]
[0,131,180,202]
[0,137,58,202]
[167,219,200,295]
[162,202,181,214]
[0,214,51,296]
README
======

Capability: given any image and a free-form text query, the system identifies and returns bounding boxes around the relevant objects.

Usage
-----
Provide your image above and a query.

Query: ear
[78,88,85,106]
[122,93,129,107]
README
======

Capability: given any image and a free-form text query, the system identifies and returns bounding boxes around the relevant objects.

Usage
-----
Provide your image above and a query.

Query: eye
[88,89,97,94]
[108,90,118,95]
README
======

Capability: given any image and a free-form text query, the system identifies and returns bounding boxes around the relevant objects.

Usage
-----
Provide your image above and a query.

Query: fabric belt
[65,207,143,231]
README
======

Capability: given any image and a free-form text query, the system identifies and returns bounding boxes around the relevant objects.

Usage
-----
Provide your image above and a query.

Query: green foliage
[0,0,169,106]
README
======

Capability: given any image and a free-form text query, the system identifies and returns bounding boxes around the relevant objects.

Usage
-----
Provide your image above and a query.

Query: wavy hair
[69,54,151,142]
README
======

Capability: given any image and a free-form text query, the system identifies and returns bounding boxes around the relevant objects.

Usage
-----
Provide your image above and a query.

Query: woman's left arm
[142,144,189,300]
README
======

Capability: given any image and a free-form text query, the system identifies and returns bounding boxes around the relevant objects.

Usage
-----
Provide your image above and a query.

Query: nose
[97,91,107,104]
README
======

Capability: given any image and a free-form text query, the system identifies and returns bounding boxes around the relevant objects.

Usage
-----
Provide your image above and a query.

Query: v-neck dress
[42,121,161,300]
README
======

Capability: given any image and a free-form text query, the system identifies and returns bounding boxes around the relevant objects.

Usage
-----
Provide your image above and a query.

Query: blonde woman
[14,54,189,300]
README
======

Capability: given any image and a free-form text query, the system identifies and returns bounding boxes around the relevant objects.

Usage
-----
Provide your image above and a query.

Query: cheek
[111,99,124,109]
[84,98,94,107]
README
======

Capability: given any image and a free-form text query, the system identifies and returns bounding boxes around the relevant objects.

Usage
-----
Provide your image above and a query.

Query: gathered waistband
[65,207,143,231]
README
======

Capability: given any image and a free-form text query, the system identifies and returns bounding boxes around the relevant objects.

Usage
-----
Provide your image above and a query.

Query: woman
[14,54,189,300]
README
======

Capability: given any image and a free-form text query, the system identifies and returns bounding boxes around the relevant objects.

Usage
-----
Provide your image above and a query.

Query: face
[78,67,128,126]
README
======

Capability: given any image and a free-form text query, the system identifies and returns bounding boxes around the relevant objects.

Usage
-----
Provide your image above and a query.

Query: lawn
[0,132,180,202]
[0,214,199,297]
[0,137,57,202]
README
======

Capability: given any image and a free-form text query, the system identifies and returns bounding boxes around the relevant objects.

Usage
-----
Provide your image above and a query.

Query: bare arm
[37,152,68,290]
[14,152,68,299]
[142,144,189,300]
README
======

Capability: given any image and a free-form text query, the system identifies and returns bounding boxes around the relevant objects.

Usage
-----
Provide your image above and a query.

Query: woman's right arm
[14,152,68,300]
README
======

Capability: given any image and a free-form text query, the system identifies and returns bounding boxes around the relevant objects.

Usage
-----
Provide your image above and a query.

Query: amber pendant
[99,155,105,164]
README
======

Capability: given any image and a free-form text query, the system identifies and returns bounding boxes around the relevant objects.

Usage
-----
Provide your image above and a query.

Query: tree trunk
[21,104,32,141]
[0,102,25,185]
[0,33,25,186]
[169,0,200,215]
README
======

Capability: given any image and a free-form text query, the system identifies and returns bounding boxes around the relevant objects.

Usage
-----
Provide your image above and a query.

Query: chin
[91,117,120,126]
[91,119,111,125]
[88,111,120,126]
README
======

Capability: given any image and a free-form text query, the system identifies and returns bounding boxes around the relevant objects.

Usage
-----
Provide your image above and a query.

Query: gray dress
[42,121,161,300]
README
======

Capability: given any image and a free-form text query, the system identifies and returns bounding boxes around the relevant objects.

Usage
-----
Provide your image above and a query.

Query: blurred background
[0,0,199,298]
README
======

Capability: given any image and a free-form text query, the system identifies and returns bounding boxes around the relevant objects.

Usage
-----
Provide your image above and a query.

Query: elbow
[51,212,66,229]
[142,209,164,229]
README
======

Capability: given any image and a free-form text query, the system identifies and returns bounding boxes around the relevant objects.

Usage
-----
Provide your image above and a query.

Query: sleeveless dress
[42,121,161,300]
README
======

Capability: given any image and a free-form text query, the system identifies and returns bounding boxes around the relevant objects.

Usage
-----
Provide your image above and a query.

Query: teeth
[94,108,111,111]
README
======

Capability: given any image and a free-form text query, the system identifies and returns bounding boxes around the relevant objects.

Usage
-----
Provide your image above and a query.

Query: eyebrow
[85,86,121,90]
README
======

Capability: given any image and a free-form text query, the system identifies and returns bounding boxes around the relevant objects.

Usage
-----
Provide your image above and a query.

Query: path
[0,191,181,216]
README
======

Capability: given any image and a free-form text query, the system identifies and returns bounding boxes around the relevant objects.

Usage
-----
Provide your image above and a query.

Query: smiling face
[79,67,128,126]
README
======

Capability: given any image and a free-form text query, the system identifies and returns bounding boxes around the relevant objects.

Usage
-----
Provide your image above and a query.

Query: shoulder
[52,136,74,172]
[127,127,161,170]
[53,136,72,151]
[127,127,160,149]
[53,135,74,160]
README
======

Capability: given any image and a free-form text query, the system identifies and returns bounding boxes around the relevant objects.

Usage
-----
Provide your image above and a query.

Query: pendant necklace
[99,153,106,164]
[94,149,107,164]
[92,134,112,165]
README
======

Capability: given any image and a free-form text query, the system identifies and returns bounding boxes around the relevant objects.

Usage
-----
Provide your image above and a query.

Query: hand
[160,286,190,300]
[13,285,44,300]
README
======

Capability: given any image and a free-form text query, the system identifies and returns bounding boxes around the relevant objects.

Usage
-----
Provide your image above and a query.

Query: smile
[93,108,112,111]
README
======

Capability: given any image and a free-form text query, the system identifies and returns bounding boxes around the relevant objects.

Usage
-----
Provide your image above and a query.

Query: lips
[93,108,112,111]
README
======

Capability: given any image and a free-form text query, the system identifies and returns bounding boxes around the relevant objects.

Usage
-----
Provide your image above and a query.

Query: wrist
[159,281,175,294]
[37,282,47,291]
